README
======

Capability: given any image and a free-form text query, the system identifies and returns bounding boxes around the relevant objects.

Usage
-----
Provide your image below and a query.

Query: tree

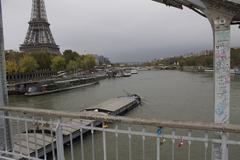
[31,52,52,70]
[77,57,85,70]
[19,55,39,73]
[6,59,19,73]
[51,56,66,71]
[5,51,20,62]
[66,60,78,71]
[81,54,96,70]
[204,55,213,67]
[77,55,96,70]
[231,48,240,68]
[63,50,80,64]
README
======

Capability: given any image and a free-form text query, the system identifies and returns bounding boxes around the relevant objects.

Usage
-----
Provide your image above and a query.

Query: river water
[9,71,240,160]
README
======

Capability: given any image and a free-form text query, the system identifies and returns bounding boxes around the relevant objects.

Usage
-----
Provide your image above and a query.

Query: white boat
[204,69,214,72]
[131,69,138,74]
[115,73,123,78]
[230,69,236,74]
[235,68,240,75]
[123,72,131,77]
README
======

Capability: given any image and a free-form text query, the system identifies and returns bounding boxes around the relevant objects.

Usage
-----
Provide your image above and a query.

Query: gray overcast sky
[2,0,240,62]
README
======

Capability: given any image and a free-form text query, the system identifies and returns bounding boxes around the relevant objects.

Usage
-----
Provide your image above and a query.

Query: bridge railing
[0,107,240,160]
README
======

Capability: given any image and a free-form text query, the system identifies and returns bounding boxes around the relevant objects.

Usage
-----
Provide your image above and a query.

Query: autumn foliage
[5,50,97,73]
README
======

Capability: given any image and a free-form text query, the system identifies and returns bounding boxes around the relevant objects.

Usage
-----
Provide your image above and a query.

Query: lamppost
[0,0,12,153]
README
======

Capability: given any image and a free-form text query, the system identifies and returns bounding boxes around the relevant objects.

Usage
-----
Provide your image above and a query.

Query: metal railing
[0,107,240,160]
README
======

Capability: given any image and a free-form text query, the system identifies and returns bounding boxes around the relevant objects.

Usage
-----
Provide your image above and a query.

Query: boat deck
[12,96,140,159]
[85,96,139,114]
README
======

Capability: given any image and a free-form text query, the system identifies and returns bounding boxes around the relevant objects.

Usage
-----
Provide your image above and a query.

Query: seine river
[9,71,240,160]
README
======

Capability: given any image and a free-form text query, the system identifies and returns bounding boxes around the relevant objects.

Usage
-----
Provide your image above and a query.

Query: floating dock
[12,95,141,158]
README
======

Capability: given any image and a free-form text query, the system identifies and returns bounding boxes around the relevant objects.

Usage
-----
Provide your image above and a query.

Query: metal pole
[56,118,65,160]
[0,0,12,152]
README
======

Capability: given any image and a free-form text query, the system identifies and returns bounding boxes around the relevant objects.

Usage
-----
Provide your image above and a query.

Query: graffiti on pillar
[214,29,230,124]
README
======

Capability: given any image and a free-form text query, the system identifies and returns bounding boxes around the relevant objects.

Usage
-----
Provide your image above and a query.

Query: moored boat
[122,72,131,77]
[25,78,99,96]
[230,69,236,74]
[131,69,138,74]
[204,69,214,73]
[235,68,240,75]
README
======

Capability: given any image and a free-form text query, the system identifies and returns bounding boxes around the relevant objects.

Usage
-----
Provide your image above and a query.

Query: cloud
[2,0,240,62]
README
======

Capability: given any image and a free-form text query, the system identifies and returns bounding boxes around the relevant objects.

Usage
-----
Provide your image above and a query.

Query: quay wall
[7,70,57,83]
[181,66,205,72]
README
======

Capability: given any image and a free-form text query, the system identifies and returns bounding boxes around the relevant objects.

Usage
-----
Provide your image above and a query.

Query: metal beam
[0,0,12,153]
[2,107,240,133]
[152,0,240,24]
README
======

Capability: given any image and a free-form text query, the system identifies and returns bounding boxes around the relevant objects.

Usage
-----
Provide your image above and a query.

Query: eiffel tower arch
[20,0,60,54]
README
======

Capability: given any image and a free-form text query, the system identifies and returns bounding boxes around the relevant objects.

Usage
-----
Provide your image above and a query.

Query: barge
[25,77,99,96]
[12,95,142,158]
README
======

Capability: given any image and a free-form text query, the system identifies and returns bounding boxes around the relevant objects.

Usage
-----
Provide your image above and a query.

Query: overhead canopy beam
[152,0,183,9]
[152,0,240,25]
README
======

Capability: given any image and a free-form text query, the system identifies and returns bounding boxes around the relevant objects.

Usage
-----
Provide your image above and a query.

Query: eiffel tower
[20,0,60,54]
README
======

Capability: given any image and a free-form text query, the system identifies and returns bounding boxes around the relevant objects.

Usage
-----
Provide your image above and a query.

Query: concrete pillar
[204,6,235,160]
[0,0,12,152]
[205,6,235,123]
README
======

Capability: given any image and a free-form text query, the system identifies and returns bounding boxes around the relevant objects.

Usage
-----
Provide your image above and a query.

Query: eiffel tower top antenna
[20,0,60,54]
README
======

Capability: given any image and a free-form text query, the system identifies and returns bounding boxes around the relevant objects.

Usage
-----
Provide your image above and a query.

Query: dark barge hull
[25,81,99,96]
